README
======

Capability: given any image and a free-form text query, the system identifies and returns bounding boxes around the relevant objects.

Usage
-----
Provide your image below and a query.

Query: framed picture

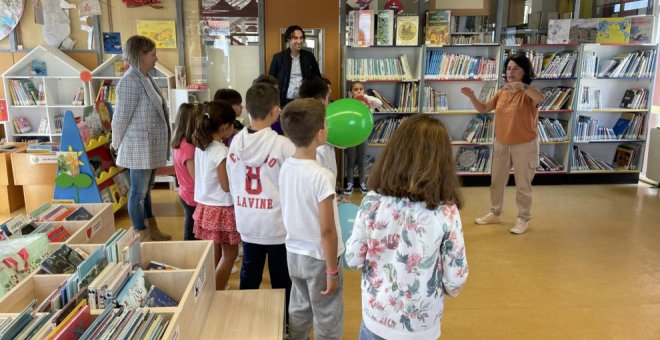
[430,0,490,16]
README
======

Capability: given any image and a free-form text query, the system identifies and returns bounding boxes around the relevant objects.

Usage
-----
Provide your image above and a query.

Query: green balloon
[326,98,374,148]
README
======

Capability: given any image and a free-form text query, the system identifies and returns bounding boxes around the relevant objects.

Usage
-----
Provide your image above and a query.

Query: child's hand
[321,276,338,296]
[460,87,475,97]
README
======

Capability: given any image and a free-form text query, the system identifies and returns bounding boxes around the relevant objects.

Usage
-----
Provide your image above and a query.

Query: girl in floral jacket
[345,115,468,340]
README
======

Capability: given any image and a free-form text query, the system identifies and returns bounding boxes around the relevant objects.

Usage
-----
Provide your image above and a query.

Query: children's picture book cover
[376,9,394,46]
[547,19,571,44]
[425,10,451,47]
[356,10,374,47]
[569,19,598,43]
[102,32,122,54]
[31,60,47,76]
[396,15,419,46]
[596,17,631,44]
[630,16,654,43]
[136,21,177,48]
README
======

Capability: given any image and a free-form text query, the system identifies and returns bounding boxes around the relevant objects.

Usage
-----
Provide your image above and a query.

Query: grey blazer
[111,67,170,169]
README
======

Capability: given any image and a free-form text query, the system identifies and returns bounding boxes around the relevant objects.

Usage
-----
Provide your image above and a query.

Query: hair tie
[204,112,210,119]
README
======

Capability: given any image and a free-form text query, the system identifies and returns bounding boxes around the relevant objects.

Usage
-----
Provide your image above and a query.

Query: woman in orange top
[461,53,544,234]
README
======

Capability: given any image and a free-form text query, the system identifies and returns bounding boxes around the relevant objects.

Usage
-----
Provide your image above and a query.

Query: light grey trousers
[287,252,344,340]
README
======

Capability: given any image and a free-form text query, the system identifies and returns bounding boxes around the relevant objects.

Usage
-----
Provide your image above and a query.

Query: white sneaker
[510,218,529,234]
[344,182,354,195]
[231,265,238,274]
[360,182,368,193]
[475,212,501,225]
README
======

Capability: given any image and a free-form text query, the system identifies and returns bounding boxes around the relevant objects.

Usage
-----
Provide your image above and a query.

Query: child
[213,88,245,145]
[171,103,201,241]
[299,75,337,179]
[279,98,344,340]
[226,83,293,305]
[191,101,239,290]
[345,115,468,340]
[344,81,382,195]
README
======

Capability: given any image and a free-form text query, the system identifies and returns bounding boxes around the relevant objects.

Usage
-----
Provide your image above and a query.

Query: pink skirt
[192,204,240,244]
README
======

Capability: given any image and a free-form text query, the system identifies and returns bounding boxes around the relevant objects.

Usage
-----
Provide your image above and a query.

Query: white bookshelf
[2,45,92,143]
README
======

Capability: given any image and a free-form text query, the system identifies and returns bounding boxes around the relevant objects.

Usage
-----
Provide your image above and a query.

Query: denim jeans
[179,197,197,240]
[128,168,156,231]
[359,321,386,340]
[239,242,292,320]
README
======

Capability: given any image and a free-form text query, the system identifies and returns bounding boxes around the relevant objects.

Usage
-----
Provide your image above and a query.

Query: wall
[264,0,340,100]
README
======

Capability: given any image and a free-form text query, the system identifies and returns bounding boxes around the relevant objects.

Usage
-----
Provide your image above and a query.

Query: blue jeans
[239,242,292,320]
[179,197,197,240]
[128,168,156,231]
[359,321,386,340]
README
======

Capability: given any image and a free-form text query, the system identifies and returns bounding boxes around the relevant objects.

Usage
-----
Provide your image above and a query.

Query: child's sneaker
[475,212,500,225]
[360,183,368,193]
[510,218,529,234]
[344,182,354,195]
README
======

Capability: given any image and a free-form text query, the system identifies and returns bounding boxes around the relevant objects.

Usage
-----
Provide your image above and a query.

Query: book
[40,244,85,274]
[13,117,32,134]
[102,32,122,54]
[115,268,153,307]
[375,10,394,46]
[425,10,451,47]
[65,207,94,221]
[144,286,178,307]
[31,60,47,76]
[356,10,374,47]
[396,15,419,46]
[547,19,571,44]
[47,225,71,242]
[46,300,87,340]
[114,61,128,77]
[50,305,90,340]
[630,16,654,43]
[569,18,598,43]
[145,260,181,271]
[596,17,631,44]
[56,152,80,177]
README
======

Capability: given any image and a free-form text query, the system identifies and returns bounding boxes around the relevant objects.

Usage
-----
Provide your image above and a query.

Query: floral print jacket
[345,192,468,340]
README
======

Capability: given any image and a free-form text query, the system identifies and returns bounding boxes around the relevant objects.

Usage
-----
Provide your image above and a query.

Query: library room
[1,0,660,339]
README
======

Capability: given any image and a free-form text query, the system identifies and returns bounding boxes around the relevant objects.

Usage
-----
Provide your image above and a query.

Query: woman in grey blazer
[111,35,171,241]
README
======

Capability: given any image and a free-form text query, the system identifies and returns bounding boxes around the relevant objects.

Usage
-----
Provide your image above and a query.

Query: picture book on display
[356,10,374,47]
[40,244,86,274]
[568,18,598,43]
[630,16,654,43]
[547,19,571,44]
[376,9,394,46]
[425,11,451,46]
[596,17,631,44]
[396,15,419,46]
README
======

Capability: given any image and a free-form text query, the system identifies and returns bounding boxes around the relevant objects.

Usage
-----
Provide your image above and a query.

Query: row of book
[571,146,614,171]
[463,116,493,143]
[456,146,490,173]
[578,86,601,110]
[0,206,93,242]
[6,79,46,106]
[539,86,574,111]
[0,299,170,340]
[346,55,413,81]
[396,82,419,112]
[369,89,397,112]
[451,35,494,45]
[612,144,642,170]
[574,113,645,141]
[347,10,452,47]
[538,152,564,172]
[424,51,497,80]
[525,50,578,79]
[537,117,568,142]
[582,50,656,78]
[368,117,408,144]
[96,84,117,105]
[423,87,448,112]
[71,87,86,106]
[619,88,648,110]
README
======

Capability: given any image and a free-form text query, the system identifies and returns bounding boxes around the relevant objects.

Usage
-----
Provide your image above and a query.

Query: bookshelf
[2,45,93,144]
[571,43,658,173]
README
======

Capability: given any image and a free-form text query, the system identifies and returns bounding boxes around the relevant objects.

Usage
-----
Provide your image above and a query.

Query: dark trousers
[240,242,292,321]
[179,197,197,240]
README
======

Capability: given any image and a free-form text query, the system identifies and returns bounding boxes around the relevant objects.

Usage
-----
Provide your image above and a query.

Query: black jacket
[268,48,321,106]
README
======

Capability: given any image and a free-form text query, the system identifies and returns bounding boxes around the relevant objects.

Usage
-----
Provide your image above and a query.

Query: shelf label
[29,154,57,164]
[194,263,207,300]
[86,219,102,241]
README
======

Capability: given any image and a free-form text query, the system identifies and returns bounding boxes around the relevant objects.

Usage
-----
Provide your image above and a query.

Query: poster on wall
[136,20,177,48]
[103,32,123,54]
[0,0,25,41]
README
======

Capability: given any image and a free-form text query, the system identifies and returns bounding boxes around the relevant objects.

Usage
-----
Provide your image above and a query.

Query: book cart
[2,45,92,144]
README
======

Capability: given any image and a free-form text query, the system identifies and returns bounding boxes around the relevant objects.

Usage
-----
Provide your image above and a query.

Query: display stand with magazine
[53,111,129,212]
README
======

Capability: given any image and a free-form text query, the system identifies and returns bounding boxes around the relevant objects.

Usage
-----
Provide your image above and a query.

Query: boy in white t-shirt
[226,83,294,310]
[279,98,344,340]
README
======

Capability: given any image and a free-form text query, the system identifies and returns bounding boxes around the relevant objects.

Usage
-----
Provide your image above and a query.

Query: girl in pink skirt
[191,100,239,290]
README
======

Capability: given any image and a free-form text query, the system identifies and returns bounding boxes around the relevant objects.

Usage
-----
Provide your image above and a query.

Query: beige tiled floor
[4,183,660,339]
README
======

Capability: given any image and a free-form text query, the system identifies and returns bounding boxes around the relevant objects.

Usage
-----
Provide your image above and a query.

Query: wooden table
[200,289,285,340]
